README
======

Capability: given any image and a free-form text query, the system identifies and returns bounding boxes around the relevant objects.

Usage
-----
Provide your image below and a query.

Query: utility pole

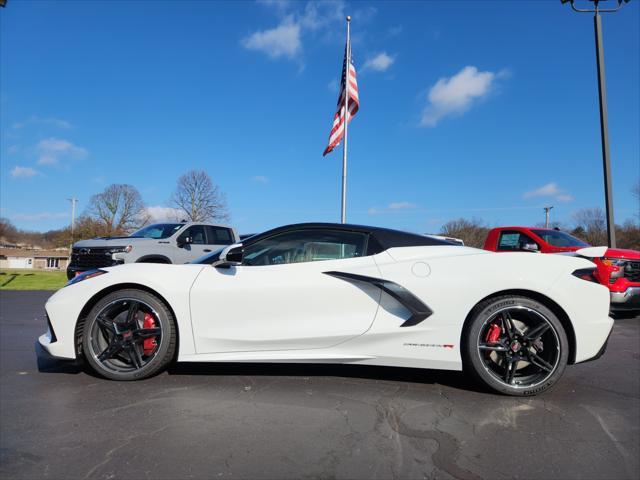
[544,206,554,228]
[561,0,630,247]
[67,197,78,250]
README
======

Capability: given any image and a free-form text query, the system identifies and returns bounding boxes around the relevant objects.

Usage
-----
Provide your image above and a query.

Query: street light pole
[544,206,554,228]
[593,11,616,247]
[67,197,77,250]
[561,0,630,248]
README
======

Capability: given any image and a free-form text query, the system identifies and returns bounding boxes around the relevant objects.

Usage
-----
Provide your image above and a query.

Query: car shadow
[167,361,483,392]
[35,342,482,392]
[611,310,640,320]
[35,342,96,376]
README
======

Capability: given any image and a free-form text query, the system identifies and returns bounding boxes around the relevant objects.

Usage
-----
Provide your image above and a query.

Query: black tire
[81,289,176,381]
[462,295,569,396]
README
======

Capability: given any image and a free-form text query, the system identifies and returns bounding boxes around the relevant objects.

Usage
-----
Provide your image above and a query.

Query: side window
[179,225,206,245]
[497,231,538,251]
[205,226,233,245]
[243,230,368,266]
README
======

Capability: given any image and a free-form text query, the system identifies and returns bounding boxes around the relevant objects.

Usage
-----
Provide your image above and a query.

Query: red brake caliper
[485,323,502,344]
[142,313,158,356]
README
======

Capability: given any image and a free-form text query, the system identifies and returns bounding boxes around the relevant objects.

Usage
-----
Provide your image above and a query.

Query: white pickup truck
[67,222,239,279]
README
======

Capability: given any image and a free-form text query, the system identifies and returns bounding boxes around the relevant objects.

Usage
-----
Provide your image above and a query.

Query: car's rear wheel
[81,289,176,381]
[462,295,569,396]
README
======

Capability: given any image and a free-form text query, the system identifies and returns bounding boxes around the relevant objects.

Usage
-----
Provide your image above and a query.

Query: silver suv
[67,222,238,279]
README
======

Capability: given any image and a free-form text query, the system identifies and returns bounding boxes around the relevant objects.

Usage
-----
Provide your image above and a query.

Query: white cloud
[556,194,574,202]
[146,206,183,222]
[387,25,403,37]
[13,116,72,130]
[523,182,574,203]
[251,175,269,184]
[10,166,39,179]
[368,202,418,214]
[388,201,416,210]
[420,66,500,127]
[242,18,301,59]
[524,183,561,198]
[12,211,68,221]
[298,1,346,31]
[244,1,349,62]
[257,0,290,11]
[363,52,395,72]
[36,137,88,165]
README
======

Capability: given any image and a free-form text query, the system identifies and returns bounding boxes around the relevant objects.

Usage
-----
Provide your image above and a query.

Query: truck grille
[624,261,640,283]
[70,247,119,269]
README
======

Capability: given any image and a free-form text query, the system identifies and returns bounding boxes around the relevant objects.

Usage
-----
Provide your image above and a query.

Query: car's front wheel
[462,295,569,396]
[81,289,176,381]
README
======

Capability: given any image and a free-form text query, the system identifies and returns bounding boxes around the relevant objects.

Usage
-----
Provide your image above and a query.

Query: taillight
[572,268,599,283]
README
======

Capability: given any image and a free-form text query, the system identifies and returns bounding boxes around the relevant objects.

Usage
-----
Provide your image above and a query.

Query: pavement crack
[386,408,482,480]
[80,425,170,480]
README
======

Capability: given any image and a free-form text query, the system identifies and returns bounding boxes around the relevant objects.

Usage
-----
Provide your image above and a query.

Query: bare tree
[170,170,229,222]
[616,220,640,251]
[440,218,490,248]
[572,208,607,246]
[0,217,19,244]
[534,220,566,230]
[86,184,149,236]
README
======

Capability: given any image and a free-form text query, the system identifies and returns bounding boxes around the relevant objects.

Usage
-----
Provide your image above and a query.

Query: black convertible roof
[242,222,451,255]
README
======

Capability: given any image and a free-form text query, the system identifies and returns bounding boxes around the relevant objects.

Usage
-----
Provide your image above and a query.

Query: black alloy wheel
[81,289,176,380]
[463,295,569,396]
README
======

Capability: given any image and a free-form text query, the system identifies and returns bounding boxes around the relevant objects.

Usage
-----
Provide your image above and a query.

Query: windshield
[130,223,184,239]
[532,230,589,248]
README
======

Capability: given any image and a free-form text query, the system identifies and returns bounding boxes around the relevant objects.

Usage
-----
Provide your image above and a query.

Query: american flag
[323,43,359,156]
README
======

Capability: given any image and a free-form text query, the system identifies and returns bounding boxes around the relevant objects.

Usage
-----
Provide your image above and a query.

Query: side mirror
[522,243,539,253]
[177,236,192,248]
[217,244,243,267]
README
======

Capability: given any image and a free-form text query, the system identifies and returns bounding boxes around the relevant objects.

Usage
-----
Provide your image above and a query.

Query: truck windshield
[130,223,184,239]
[532,230,589,248]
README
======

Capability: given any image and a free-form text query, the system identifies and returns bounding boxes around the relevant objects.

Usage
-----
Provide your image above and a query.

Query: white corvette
[39,223,613,396]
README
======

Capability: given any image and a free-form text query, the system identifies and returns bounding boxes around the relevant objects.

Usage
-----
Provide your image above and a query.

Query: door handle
[203,249,212,252]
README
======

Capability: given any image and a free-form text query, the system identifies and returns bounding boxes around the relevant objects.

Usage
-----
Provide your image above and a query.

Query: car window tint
[243,230,368,266]
[206,226,233,245]
[531,230,589,247]
[180,226,206,245]
[131,223,183,239]
[498,231,538,251]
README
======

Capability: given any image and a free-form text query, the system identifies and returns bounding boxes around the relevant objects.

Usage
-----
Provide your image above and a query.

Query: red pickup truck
[484,226,640,312]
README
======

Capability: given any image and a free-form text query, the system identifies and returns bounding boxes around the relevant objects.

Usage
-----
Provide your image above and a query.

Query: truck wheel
[462,295,569,396]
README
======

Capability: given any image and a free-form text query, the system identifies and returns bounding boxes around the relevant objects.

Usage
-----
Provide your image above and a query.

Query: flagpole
[341,16,351,224]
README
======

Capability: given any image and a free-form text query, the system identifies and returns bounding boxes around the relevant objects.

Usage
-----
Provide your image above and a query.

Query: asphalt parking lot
[0,291,638,480]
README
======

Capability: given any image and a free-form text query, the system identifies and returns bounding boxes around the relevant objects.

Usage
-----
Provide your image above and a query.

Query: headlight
[602,258,625,279]
[602,258,624,266]
[65,269,107,287]
[110,245,133,254]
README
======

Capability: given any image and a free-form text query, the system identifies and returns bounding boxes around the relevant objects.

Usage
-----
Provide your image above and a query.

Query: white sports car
[39,223,613,396]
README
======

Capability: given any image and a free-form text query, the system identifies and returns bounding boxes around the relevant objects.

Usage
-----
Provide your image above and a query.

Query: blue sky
[1,0,639,235]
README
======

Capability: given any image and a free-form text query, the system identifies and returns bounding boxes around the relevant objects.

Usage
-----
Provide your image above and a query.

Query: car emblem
[80,248,89,255]
[510,341,521,352]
